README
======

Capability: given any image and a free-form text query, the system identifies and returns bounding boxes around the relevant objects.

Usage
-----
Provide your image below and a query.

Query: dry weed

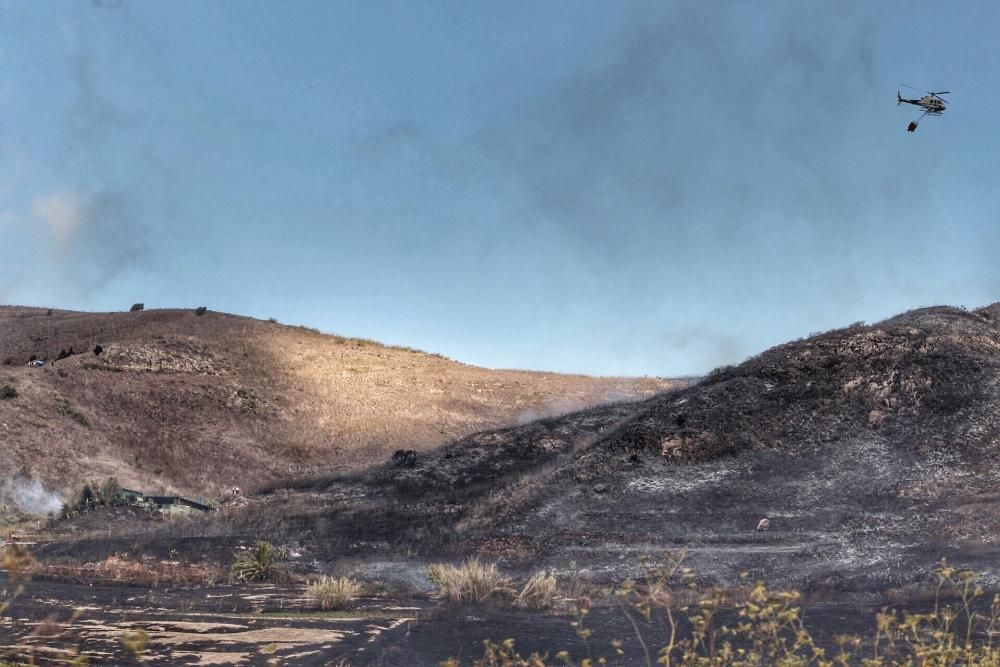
[305,576,363,610]
[515,571,558,610]
[427,559,513,604]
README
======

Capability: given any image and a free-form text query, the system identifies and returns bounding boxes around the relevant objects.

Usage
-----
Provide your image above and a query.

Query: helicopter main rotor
[900,83,950,99]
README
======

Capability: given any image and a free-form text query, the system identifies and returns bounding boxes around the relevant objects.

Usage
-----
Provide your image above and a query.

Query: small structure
[120,488,213,512]
[147,496,214,512]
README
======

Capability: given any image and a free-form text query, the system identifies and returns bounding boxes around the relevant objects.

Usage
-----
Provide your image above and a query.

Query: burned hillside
[213,303,1000,593]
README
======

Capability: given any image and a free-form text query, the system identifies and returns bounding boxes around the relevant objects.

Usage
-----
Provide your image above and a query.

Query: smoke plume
[0,477,63,515]
[32,190,148,288]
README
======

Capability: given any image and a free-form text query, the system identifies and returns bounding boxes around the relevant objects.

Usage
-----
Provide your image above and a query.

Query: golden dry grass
[305,576,363,610]
[0,306,677,499]
[427,559,513,604]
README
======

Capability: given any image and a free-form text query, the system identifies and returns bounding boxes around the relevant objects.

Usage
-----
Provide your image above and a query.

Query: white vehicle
[27,359,44,367]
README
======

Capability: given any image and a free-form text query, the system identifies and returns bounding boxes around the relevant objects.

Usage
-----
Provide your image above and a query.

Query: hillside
[0,306,675,499]
[203,302,1000,592]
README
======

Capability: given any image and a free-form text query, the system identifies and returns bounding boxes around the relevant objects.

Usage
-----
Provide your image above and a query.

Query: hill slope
[219,303,1000,592]
[0,306,675,498]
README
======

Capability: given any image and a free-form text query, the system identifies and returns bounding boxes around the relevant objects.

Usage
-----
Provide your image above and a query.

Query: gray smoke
[0,477,63,515]
[32,189,148,288]
[517,387,654,425]
[355,1,914,373]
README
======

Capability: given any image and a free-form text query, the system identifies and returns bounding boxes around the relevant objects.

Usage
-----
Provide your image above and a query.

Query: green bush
[64,478,126,515]
[231,540,287,582]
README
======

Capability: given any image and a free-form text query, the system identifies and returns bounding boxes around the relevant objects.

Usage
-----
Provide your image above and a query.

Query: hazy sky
[2,1,998,376]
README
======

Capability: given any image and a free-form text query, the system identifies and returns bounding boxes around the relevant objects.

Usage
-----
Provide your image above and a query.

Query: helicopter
[897,84,949,132]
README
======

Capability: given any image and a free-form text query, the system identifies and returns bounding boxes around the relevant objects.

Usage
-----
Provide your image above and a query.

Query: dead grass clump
[1,543,35,583]
[514,571,558,610]
[305,576,363,610]
[427,559,512,604]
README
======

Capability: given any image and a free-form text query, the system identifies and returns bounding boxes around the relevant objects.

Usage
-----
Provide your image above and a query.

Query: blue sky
[1,1,998,376]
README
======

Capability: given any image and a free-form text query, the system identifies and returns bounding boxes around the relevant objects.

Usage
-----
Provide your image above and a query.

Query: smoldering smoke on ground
[0,477,63,515]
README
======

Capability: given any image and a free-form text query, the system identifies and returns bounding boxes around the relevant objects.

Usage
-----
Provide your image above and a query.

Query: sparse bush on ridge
[305,575,363,610]
[194,306,207,316]
[129,303,144,312]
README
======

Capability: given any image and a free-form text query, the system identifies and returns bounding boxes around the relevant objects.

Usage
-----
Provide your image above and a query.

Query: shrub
[194,306,207,316]
[66,478,126,515]
[55,398,89,427]
[2,357,12,366]
[96,477,122,505]
[306,576,363,610]
[231,540,286,582]
[0,385,16,400]
[514,571,558,610]
[129,303,144,312]
[427,559,512,604]
[93,345,103,356]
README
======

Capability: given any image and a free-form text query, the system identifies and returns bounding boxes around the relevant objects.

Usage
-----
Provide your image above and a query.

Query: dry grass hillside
[195,302,1000,593]
[0,306,676,498]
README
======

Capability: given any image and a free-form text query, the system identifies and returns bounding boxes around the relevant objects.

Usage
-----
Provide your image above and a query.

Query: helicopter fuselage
[897,92,946,113]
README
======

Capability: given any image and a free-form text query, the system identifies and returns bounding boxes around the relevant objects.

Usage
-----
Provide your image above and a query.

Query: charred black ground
[38,303,1000,595]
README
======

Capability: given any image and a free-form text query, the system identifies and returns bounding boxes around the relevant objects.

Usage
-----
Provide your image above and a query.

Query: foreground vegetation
[446,553,1000,667]
[4,541,1000,665]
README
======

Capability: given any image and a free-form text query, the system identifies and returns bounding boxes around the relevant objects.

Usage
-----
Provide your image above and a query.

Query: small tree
[98,477,123,505]
[194,306,208,316]
[231,540,286,582]
[129,303,144,312]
